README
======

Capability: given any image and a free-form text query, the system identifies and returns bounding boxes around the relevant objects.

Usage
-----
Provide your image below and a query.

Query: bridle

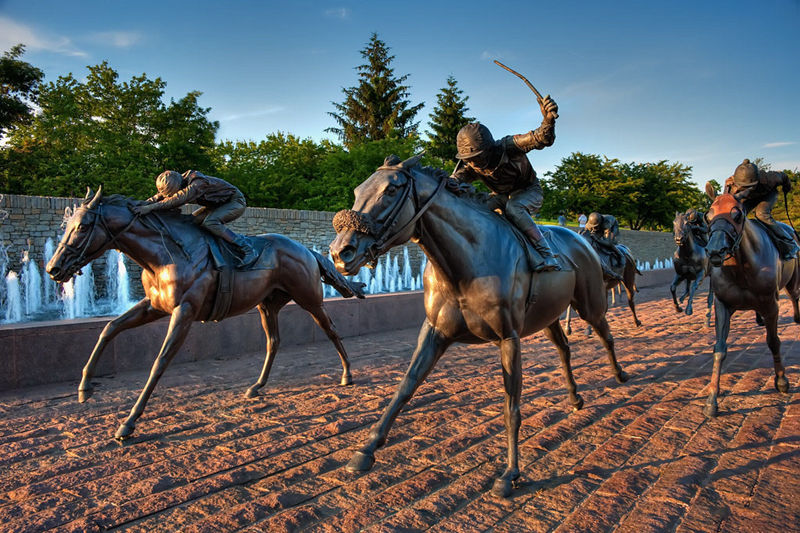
[56,203,139,272]
[333,164,446,265]
[707,208,745,263]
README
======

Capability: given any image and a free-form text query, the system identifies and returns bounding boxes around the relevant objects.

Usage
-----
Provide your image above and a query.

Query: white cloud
[763,141,796,149]
[87,31,143,48]
[219,106,285,122]
[0,16,86,57]
[324,8,350,19]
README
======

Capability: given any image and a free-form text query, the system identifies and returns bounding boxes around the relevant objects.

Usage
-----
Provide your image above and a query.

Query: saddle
[204,235,276,322]
[750,219,800,259]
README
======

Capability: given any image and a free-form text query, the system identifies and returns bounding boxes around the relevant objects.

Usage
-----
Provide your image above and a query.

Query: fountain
[4,271,22,322]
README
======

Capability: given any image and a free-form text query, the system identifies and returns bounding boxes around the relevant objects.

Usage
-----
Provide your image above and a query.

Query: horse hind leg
[543,321,583,410]
[245,294,290,398]
[623,273,642,327]
[305,303,353,386]
[684,276,702,316]
[587,315,628,383]
[764,310,789,393]
[80,299,165,402]
[670,274,683,313]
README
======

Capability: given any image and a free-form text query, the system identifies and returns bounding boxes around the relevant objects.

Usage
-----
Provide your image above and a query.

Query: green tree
[426,75,474,164]
[1,61,217,196]
[541,152,623,218]
[327,33,423,148]
[0,44,43,136]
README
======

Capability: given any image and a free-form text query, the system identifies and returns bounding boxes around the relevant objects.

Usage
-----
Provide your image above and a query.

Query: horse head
[705,192,746,267]
[673,212,690,246]
[330,153,434,275]
[47,186,113,282]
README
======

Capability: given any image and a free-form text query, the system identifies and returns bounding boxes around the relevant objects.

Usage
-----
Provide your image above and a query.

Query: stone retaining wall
[0,269,674,391]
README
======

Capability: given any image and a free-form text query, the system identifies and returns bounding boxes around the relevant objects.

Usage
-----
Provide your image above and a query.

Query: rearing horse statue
[329,155,628,498]
[703,188,800,417]
[47,188,364,440]
[670,211,712,324]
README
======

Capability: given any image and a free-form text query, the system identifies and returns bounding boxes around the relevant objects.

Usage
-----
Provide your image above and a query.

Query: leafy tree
[426,75,474,164]
[542,152,701,230]
[327,33,423,148]
[1,61,217,196]
[0,44,43,136]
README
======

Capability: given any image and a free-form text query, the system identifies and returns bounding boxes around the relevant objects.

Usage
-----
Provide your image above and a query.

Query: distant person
[578,213,588,230]
[722,159,799,260]
[134,170,257,266]
[451,95,561,272]
[557,214,567,227]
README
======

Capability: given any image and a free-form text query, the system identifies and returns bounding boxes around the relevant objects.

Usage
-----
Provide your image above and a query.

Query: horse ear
[704,181,718,200]
[86,185,103,209]
[84,187,92,200]
[400,152,425,169]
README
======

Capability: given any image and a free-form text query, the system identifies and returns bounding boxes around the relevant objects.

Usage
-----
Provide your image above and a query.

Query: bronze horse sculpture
[702,188,800,418]
[670,212,713,324]
[565,237,642,335]
[329,155,628,497]
[46,188,364,440]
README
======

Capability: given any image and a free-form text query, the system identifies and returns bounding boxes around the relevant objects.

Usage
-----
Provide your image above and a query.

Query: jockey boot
[523,226,561,272]
[221,228,258,267]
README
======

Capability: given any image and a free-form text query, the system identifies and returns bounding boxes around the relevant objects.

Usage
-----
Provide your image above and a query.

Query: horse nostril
[339,247,355,263]
[47,266,60,278]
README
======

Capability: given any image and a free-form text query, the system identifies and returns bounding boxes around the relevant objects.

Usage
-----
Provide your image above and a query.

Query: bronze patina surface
[46,187,364,440]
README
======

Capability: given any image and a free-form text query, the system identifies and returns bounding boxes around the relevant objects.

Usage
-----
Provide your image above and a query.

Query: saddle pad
[208,236,276,271]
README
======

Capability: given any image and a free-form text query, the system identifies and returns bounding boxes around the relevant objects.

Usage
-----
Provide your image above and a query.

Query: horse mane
[412,164,493,213]
[99,194,194,224]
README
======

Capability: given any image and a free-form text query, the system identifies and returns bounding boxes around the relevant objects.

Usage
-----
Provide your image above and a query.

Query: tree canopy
[327,33,423,148]
[0,44,44,136]
[1,61,218,196]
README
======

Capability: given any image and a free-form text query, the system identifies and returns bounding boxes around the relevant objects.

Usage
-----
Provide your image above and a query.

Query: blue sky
[1,0,798,187]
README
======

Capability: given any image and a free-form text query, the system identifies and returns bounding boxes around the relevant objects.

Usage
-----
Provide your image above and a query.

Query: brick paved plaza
[1,285,798,532]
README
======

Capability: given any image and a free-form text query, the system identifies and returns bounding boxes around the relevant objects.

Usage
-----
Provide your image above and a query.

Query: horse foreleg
[684,276,702,316]
[705,300,731,418]
[705,289,714,328]
[543,321,583,410]
[245,302,283,398]
[115,302,195,440]
[764,310,789,393]
[588,316,628,383]
[670,274,683,313]
[79,299,166,402]
[493,333,522,498]
[307,304,353,386]
[347,320,450,472]
[679,278,691,302]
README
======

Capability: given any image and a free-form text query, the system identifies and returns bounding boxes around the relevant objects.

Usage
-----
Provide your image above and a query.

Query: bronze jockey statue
[723,159,799,260]
[134,170,258,266]
[685,207,709,247]
[584,212,624,280]
[451,95,560,272]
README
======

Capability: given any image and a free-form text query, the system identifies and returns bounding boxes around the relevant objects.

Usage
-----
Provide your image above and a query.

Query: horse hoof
[685,308,693,316]
[78,387,93,403]
[776,376,790,394]
[703,399,718,419]
[346,451,375,472]
[244,387,259,399]
[615,370,629,384]
[572,395,584,411]
[340,375,353,386]
[675,306,682,313]
[114,423,135,441]
[635,320,642,327]
[492,478,513,498]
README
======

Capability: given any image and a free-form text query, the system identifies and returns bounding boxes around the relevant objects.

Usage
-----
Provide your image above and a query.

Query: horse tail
[311,250,366,299]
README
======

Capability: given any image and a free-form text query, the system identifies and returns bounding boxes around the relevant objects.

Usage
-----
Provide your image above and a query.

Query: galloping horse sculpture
[565,237,642,335]
[329,155,628,497]
[47,188,364,440]
[670,212,712,324]
[702,188,800,417]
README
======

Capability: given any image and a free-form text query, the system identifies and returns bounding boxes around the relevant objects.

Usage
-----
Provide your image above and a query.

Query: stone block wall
[0,194,678,296]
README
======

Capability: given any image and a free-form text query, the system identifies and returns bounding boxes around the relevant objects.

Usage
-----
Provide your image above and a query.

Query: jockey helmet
[456,123,495,160]
[156,171,183,196]
[732,159,759,188]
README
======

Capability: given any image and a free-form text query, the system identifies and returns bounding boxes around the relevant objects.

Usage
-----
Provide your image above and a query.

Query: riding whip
[493,60,558,119]
[783,189,800,240]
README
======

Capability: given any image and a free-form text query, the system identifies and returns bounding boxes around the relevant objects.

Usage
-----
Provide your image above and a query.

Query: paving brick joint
[0,285,798,532]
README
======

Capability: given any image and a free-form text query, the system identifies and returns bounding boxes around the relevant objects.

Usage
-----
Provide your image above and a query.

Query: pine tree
[426,75,474,163]
[327,33,423,148]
